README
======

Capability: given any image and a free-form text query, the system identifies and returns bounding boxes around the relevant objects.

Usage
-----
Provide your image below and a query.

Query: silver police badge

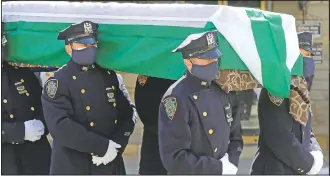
[206,32,215,46]
[45,79,58,99]
[163,97,177,120]
[84,22,93,34]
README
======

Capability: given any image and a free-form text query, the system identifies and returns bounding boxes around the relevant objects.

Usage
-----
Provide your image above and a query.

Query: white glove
[24,119,45,142]
[307,150,323,175]
[92,140,121,166]
[220,153,238,175]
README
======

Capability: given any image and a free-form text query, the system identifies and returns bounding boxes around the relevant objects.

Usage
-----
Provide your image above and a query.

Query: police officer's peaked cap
[57,21,99,45]
[298,31,313,53]
[172,31,222,59]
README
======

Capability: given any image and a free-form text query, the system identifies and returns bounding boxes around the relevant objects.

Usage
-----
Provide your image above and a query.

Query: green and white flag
[2,1,303,98]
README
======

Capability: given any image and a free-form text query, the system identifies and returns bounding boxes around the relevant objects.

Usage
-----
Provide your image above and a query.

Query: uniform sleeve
[1,122,25,144]
[258,89,314,174]
[110,85,135,154]
[158,95,223,175]
[227,92,243,167]
[41,77,109,157]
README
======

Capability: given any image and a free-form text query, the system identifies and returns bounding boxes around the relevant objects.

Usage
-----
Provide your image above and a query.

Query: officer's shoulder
[162,75,187,101]
[53,64,69,79]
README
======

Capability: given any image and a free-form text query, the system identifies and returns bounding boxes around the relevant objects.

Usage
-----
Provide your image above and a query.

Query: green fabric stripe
[246,9,291,98]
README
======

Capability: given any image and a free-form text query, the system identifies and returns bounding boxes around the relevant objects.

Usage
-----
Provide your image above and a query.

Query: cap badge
[206,33,215,46]
[84,22,93,34]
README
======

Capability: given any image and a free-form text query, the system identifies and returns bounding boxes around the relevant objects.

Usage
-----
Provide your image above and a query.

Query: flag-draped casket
[2,1,303,98]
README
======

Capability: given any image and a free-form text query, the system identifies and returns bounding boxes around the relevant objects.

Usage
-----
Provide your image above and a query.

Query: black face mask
[71,46,97,65]
[191,60,219,82]
[303,57,315,91]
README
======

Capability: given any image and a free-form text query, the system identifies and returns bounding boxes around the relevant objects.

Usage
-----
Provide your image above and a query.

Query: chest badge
[163,97,177,120]
[14,82,27,95]
[224,103,233,126]
[137,75,148,86]
[106,87,116,103]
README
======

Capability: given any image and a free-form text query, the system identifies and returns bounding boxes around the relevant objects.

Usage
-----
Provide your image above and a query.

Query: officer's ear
[183,59,193,72]
[65,44,72,57]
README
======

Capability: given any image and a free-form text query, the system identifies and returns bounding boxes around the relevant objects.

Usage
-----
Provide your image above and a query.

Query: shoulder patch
[45,78,59,99]
[137,75,148,86]
[163,97,177,120]
[268,92,283,106]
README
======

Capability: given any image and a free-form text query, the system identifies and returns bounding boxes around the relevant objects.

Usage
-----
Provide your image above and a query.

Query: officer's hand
[220,153,238,175]
[92,140,121,166]
[307,150,323,175]
[24,119,44,142]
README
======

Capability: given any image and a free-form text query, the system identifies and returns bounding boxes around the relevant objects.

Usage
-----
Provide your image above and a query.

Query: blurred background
[27,0,328,174]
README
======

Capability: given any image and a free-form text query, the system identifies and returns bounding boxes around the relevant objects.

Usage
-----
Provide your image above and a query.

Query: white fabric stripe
[210,6,264,85]
[281,14,300,72]
[2,1,220,27]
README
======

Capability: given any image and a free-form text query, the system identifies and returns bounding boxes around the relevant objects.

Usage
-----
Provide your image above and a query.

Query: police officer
[1,28,51,174]
[250,32,323,175]
[298,32,322,156]
[134,75,175,174]
[158,31,243,174]
[41,21,135,175]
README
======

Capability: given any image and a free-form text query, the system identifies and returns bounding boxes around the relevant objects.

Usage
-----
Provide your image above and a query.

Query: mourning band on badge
[45,78,58,99]
[137,75,148,86]
[268,92,284,106]
[14,82,27,95]
[163,97,177,120]
[106,87,116,103]
[224,103,233,126]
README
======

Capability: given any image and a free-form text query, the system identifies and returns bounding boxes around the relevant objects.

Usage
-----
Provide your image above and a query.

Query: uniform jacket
[251,88,314,175]
[41,60,134,175]
[135,75,176,135]
[158,72,243,175]
[1,62,51,174]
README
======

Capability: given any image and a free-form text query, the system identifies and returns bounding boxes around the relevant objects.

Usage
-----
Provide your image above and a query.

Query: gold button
[81,89,86,94]
[112,86,115,90]
[72,76,76,80]
[107,71,111,75]
[92,65,95,68]
[3,99,7,103]
[86,106,91,111]
[91,153,94,156]
[193,95,198,100]
[298,168,301,171]
[90,122,94,126]
[201,81,207,86]
[82,66,88,71]
[20,79,24,83]
[209,129,214,135]
[214,148,218,153]
[301,170,304,173]
[31,107,35,111]
[203,112,207,116]
[10,114,14,119]
[115,120,117,124]
[26,92,30,96]
[113,103,116,107]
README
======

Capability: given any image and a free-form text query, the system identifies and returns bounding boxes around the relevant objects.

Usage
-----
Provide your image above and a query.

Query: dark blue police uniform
[158,31,243,174]
[2,32,51,174]
[134,75,175,174]
[251,32,322,175]
[41,21,134,175]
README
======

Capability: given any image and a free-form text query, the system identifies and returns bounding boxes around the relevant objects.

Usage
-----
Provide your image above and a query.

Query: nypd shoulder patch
[268,92,284,106]
[163,97,177,120]
[45,78,59,99]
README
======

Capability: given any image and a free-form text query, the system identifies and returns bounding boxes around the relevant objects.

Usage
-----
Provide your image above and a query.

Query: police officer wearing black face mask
[158,31,243,175]
[250,32,323,175]
[1,29,51,174]
[134,75,175,175]
[298,31,323,158]
[41,21,135,175]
